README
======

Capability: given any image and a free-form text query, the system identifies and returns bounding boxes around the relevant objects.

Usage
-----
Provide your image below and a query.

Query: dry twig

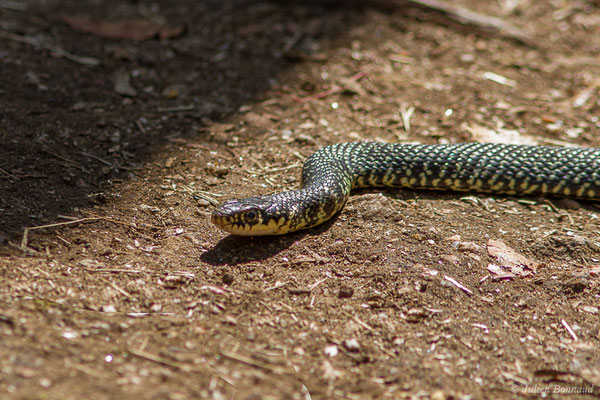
[128,348,197,372]
[0,29,100,65]
[263,281,291,292]
[343,312,375,332]
[561,319,578,341]
[444,275,473,295]
[219,350,287,374]
[371,0,533,45]
[20,216,142,251]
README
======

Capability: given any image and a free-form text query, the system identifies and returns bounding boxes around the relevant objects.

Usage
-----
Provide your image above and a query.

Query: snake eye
[244,209,259,223]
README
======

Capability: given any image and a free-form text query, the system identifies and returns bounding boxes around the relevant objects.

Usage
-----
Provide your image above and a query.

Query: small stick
[80,151,112,166]
[20,216,145,250]
[282,30,303,54]
[128,348,194,372]
[277,301,295,312]
[0,29,100,66]
[263,281,290,292]
[262,162,302,173]
[288,277,328,294]
[200,285,233,295]
[21,218,101,250]
[157,105,195,113]
[308,277,328,291]
[41,149,86,171]
[399,0,533,45]
[219,350,286,374]
[343,312,375,332]
[54,233,72,246]
[0,167,18,179]
[101,278,132,298]
[543,199,560,213]
[472,323,489,334]
[400,103,415,132]
[289,150,308,163]
[444,275,473,295]
[561,319,578,341]
[15,266,31,277]
[90,269,144,274]
[71,364,103,379]
[179,184,221,206]
[126,312,175,317]
[352,315,375,332]
[135,119,147,134]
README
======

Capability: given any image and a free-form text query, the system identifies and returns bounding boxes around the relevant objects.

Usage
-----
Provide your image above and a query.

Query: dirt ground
[1,0,600,399]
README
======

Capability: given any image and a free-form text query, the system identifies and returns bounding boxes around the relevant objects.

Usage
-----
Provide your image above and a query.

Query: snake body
[211,142,600,235]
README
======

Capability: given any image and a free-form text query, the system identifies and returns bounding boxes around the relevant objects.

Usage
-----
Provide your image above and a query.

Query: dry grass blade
[444,275,473,295]
[20,216,145,251]
[128,348,198,372]
[219,350,288,374]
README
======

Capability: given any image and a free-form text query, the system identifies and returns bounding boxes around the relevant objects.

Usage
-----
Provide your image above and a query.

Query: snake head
[211,197,289,236]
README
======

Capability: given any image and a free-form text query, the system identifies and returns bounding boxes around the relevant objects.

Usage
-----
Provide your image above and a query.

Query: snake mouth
[211,208,285,236]
[210,209,242,234]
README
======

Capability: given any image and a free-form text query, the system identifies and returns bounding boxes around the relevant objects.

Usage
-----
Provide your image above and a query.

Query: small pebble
[343,339,360,352]
[431,390,447,400]
[581,305,598,314]
[102,304,117,313]
[338,285,354,298]
[414,281,427,292]
[457,241,481,253]
[222,273,234,285]
[39,378,51,388]
[440,254,459,264]
[324,344,338,357]
[563,275,589,293]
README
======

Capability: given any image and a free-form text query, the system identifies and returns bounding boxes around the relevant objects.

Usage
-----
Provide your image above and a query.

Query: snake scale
[211,142,600,235]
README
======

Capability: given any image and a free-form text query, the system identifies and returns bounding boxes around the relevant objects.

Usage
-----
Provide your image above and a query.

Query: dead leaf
[243,112,272,128]
[487,239,540,276]
[59,15,185,41]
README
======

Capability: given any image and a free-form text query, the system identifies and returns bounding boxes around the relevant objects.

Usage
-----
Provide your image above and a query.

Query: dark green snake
[211,142,600,235]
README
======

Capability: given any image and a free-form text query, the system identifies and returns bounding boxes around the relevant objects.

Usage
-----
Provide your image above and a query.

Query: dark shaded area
[201,234,300,265]
[0,0,370,242]
[0,0,533,247]
[202,212,339,265]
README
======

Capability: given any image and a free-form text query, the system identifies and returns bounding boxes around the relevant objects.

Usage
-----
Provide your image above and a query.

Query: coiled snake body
[211,142,600,235]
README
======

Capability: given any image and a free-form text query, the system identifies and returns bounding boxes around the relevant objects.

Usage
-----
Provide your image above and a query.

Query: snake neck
[284,180,352,233]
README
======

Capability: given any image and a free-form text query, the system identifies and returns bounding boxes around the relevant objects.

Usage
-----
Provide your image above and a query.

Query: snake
[211,142,600,235]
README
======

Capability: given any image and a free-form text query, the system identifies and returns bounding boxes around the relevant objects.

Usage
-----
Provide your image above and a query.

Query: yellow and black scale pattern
[211,142,600,235]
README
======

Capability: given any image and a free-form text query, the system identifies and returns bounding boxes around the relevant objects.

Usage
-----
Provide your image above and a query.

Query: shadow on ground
[201,213,339,265]
[0,0,374,245]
